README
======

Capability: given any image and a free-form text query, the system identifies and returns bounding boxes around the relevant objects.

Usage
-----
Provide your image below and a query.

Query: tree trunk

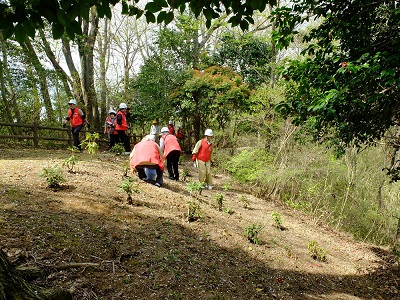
[0,36,21,125]
[78,8,100,128]
[22,39,56,123]
[62,37,83,103]
[0,55,14,124]
[0,249,43,299]
[38,28,74,100]
[98,17,110,124]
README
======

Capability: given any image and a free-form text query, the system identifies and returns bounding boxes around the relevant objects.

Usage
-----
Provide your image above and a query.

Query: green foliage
[212,31,272,88]
[40,165,66,188]
[307,240,327,262]
[224,148,274,183]
[273,1,400,150]
[222,183,231,191]
[243,224,264,245]
[81,133,100,159]
[62,154,77,172]
[119,177,140,205]
[110,143,125,155]
[170,66,251,139]
[214,193,224,211]
[181,167,190,182]
[271,211,283,228]
[187,201,203,222]
[185,180,205,196]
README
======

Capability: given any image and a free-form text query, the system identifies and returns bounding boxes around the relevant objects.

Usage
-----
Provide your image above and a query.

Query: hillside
[0,148,399,299]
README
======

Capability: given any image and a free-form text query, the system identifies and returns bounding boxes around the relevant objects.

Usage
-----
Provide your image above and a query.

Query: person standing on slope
[116,103,131,154]
[160,126,182,181]
[192,129,214,189]
[63,99,87,151]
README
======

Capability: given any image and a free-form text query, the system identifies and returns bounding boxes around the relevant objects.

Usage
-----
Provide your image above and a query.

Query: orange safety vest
[115,110,128,131]
[130,140,164,171]
[67,107,84,127]
[197,138,213,162]
[161,134,181,157]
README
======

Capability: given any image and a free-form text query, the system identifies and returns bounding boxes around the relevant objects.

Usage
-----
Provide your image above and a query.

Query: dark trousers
[72,125,83,150]
[137,166,163,186]
[166,150,180,180]
[109,133,117,148]
[116,130,131,152]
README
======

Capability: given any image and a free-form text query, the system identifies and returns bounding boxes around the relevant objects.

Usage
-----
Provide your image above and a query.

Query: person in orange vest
[168,120,175,135]
[104,109,118,149]
[176,125,185,148]
[192,129,214,189]
[130,135,164,187]
[160,126,182,181]
[116,103,131,154]
[63,99,87,150]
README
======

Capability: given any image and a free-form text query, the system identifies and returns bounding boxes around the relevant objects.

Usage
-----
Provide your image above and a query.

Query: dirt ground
[0,148,399,299]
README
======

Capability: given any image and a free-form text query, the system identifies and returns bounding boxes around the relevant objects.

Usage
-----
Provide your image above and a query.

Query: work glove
[191,154,197,162]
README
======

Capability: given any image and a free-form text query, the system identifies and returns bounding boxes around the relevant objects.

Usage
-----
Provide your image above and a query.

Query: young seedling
[81,132,100,160]
[243,224,264,245]
[308,240,327,262]
[119,177,140,205]
[110,143,125,155]
[181,167,190,182]
[185,180,205,196]
[271,211,285,230]
[187,201,203,222]
[215,193,224,211]
[40,165,66,189]
[239,195,250,209]
[222,183,231,191]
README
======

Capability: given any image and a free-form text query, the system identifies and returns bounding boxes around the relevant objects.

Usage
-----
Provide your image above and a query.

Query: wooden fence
[0,122,142,148]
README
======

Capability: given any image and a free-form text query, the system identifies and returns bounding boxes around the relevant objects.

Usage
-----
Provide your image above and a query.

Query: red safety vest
[105,116,118,134]
[161,134,181,157]
[168,125,175,135]
[130,140,164,171]
[115,110,128,131]
[197,138,213,162]
[67,107,83,127]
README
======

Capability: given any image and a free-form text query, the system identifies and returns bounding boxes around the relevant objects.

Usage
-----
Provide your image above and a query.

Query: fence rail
[0,122,141,148]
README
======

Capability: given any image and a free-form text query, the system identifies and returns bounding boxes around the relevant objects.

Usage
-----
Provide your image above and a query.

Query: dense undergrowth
[218,136,400,248]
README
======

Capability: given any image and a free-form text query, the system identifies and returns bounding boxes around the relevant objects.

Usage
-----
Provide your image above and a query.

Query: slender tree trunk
[98,17,110,124]
[78,8,100,128]
[62,37,83,102]
[0,57,14,123]
[38,28,73,100]
[1,36,21,124]
[22,39,55,123]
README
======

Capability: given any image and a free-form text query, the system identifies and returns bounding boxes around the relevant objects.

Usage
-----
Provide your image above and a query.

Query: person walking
[116,103,131,154]
[104,109,118,149]
[192,129,214,189]
[176,125,186,149]
[160,126,182,181]
[63,99,86,151]
[150,119,160,143]
[130,135,164,187]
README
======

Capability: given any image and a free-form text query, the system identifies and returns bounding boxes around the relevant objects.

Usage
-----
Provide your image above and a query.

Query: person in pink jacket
[160,126,182,181]
[130,135,164,187]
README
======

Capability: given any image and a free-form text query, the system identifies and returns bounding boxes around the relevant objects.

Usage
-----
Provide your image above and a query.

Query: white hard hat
[109,109,116,114]
[68,99,77,105]
[147,134,156,141]
[119,103,128,109]
[161,127,169,133]
[204,129,213,136]
[168,120,173,125]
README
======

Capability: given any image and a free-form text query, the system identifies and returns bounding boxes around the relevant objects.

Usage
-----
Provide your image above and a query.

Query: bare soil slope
[0,148,399,299]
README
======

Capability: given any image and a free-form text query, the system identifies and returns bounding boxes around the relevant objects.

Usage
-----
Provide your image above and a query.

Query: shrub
[243,224,264,245]
[41,165,66,188]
